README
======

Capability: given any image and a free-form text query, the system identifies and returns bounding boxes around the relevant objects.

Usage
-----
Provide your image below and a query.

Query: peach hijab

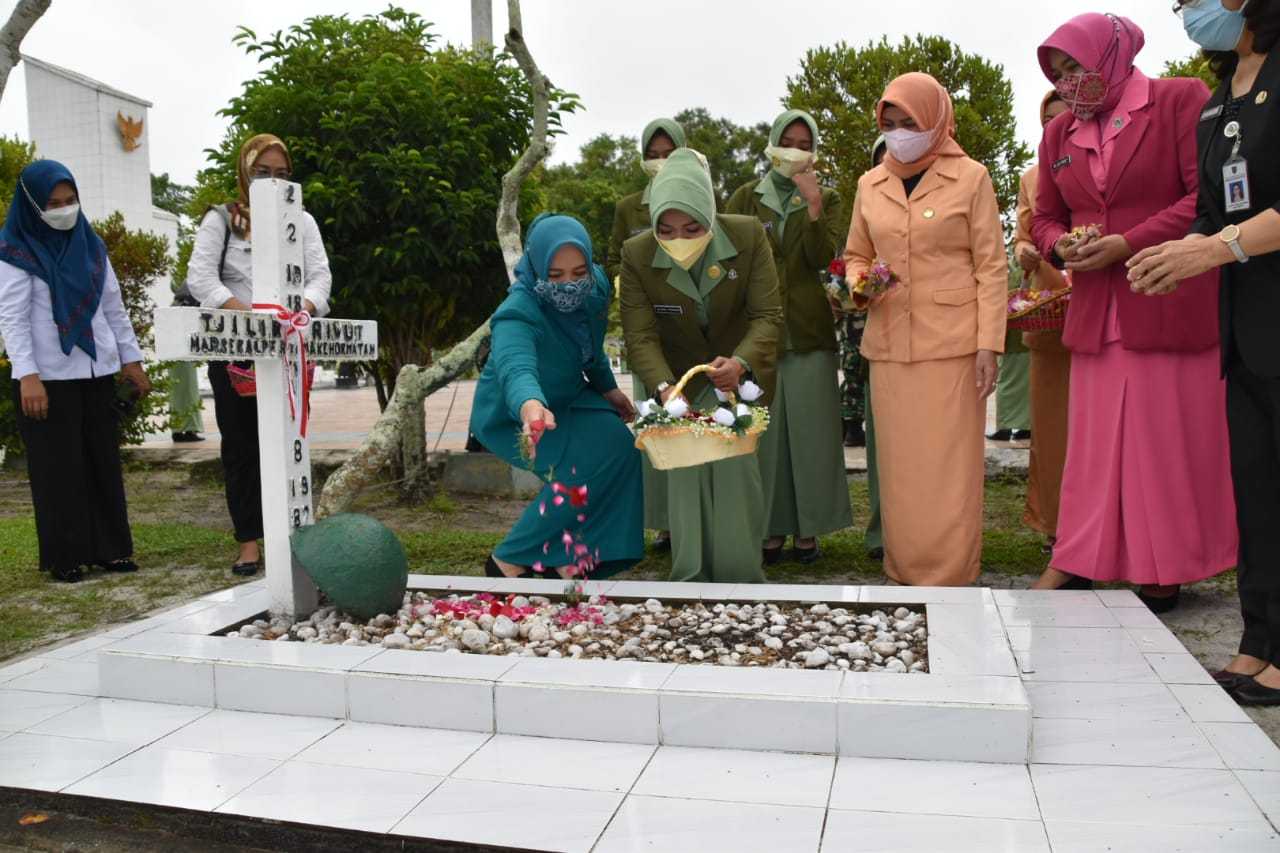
[875,72,967,180]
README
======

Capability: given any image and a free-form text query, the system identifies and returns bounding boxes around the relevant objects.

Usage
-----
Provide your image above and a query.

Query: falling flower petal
[569,485,589,507]
[542,542,550,554]
[538,501,546,516]
[532,561,544,573]
[553,495,565,506]
[577,513,586,522]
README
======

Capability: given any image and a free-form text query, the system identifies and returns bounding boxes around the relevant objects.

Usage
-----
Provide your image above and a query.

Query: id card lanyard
[1223,120,1252,214]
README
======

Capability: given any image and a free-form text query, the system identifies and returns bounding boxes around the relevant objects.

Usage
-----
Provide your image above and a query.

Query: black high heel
[484,555,502,577]
[1056,574,1093,590]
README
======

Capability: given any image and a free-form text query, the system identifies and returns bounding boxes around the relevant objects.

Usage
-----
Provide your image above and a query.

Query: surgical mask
[533,277,594,313]
[41,203,80,231]
[1055,71,1110,119]
[658,231,714,271]
[765,145,816,179]
[1180,0,1250,52]
[882,128,934,164]
[641,157,668,178]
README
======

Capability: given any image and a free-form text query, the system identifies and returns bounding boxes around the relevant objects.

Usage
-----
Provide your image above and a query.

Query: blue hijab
[0,160,107,360]
[509,213,609,366]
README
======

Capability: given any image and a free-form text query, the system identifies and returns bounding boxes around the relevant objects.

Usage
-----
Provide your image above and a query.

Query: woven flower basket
[634,364,767,471]
[1008,287,1071,333]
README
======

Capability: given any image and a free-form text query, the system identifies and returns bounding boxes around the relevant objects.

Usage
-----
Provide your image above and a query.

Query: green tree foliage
[0,136,174,453]
[1163,52,1220,89]
[199,7,576,403]
[150,173,194,217]
[674,108,771,206]
[541,133,647,262]
[785,35,1032,228]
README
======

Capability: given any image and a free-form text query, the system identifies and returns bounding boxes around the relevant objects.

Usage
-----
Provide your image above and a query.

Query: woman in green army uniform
[607,117,685,551]
[726,110,852,564]
[620,149,783,582]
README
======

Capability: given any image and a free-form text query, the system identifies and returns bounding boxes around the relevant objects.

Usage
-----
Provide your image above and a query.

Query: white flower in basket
[637,399,656,418]
[714,387,730,402]
[632,364,772,471]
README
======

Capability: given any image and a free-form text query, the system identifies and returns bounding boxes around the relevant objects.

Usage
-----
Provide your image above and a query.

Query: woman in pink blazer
[1030,12,1237,610]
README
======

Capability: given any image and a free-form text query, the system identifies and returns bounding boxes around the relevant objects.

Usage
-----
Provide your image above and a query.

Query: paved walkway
[143,374,1024,471]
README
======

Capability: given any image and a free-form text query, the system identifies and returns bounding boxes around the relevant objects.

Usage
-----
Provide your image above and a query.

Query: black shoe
[843,421,866,448]
[651,533,672,553]
[1010,429,1032,442]
[986,429,1013,442]
[465,434,487,453]
[1138,586,1181,614]
[793,543,821,565]
[1056,574,1093,591]
[171,432,205,443]
[867,546,885,560]
[51,565,84,583]
[97,559,138,573]
[484,555,502,577]
[231,561,260,577]
[1234,677,1280,706]
[763,543,784,565]
[1212,669,1264,694]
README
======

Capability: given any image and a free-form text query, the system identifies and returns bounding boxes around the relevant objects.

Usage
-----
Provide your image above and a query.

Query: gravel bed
[234,592,929,672]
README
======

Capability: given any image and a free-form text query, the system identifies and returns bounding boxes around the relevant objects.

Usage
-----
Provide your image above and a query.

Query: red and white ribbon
[253,303,312,437]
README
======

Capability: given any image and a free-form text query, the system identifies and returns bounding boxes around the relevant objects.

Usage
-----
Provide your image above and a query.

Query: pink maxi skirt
[1051,341,1237,585]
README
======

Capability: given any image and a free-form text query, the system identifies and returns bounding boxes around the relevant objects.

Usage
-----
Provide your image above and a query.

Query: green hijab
[768,109,819,149]
[641,117,686,154]
[648,148,716,232]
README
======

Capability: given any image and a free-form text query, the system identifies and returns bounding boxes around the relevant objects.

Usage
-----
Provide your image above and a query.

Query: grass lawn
[0,464,1056,661]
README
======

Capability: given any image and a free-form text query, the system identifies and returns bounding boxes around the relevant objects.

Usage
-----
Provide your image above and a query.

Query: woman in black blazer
[1129,0,1280,706]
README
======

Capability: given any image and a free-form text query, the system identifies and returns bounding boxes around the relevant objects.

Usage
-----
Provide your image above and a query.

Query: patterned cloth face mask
[1055,71,1110,120]
[533,277,594,313]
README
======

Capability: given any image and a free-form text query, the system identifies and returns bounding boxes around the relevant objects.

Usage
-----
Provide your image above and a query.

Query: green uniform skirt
[168,362,204,434]
[666,386,767,583]
[757,350,853,539]
[996,352,1031,431]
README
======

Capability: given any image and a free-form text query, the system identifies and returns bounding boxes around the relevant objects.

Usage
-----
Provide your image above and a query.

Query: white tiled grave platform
[3,582,1279,851]
[86,577,1030,762]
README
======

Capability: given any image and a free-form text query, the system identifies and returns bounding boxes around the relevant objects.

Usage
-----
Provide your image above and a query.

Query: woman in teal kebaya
[470,214,643,578]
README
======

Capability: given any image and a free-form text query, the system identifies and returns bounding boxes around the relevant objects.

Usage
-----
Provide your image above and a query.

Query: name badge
[1224,158,1252,213]
[1051,155,1072,172]
[653,304,684,317]
[1200,104,1224,122]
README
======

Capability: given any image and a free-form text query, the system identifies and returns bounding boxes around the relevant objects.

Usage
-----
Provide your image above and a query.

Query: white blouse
[185,207,332,317]
[0,258,144,381]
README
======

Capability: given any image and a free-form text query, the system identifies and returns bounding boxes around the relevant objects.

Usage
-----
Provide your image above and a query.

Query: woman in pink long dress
[1029,13,1237,611]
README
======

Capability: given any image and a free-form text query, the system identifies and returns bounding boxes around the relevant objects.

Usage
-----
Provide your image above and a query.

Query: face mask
[657,231,714,271]
[1180,0,1249,52]
[41,203,80,232]
[533,277,594,313]
[882,128,934,164]
[1055,71,1110,119]
[765,145,816,179]
[641,158,668,179]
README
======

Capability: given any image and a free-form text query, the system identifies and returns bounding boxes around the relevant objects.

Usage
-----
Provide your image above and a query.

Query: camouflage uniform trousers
[836,313,868,423]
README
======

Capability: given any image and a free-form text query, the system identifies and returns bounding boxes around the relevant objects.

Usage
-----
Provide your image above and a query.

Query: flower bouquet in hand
[824,258,858,312]
[632,364,771,471]
[850,259,900,301]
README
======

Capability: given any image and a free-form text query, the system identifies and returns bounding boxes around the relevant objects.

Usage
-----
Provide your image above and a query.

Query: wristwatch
[654,381,673,398]
[1220,224,1249,264]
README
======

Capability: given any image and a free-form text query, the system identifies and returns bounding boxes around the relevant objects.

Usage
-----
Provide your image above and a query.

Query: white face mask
[765,145,816,179]
[883,128,935,165]
[41,203,81,231]
[641,157,669,179]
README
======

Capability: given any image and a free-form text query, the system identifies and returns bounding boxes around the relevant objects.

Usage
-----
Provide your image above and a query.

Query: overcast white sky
[0,0,1198,185]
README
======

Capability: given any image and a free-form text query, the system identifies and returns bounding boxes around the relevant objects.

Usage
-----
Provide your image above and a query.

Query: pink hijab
[1038,13,1145,114]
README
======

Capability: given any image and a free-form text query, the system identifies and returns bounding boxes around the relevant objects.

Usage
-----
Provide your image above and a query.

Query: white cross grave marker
[155,179,378,617]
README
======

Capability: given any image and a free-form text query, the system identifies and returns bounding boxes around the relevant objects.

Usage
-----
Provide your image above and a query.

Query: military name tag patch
[653,304,684,316]
[1200,104,1224,122]
[1052,155,1072,172]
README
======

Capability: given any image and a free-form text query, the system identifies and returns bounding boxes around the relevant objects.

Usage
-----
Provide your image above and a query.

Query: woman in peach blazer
[844,72,1007,586]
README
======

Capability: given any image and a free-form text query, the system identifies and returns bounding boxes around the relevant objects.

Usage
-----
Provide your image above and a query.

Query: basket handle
[670,363,736,405]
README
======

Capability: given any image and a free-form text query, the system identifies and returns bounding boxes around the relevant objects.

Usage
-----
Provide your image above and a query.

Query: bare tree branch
[0,0,51,99]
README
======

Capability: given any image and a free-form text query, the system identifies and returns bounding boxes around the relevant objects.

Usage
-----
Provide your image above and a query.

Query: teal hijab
[509,213,609,366]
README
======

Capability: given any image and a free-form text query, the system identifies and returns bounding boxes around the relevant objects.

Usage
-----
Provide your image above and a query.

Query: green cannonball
[290,513,408,620]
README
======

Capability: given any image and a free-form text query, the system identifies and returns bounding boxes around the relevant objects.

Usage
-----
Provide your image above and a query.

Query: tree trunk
[316,0,553,518]
[0,0,51,99]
